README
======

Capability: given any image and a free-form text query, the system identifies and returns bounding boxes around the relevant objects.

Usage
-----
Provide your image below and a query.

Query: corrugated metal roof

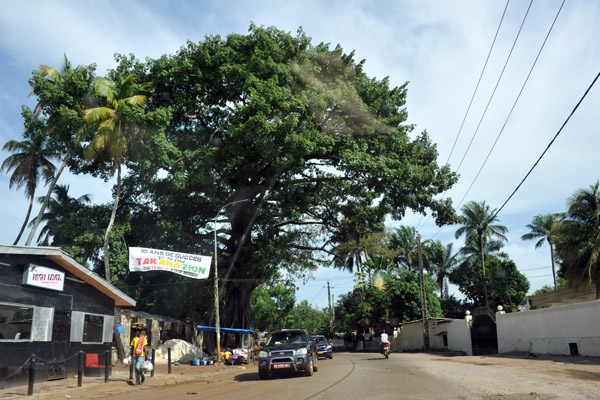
[0,245,135,307]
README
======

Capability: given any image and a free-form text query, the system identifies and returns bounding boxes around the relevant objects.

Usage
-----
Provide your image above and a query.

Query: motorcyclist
[380,330,390,353]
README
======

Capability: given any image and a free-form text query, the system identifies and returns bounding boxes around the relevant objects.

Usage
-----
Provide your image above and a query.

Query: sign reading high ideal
[129,247,212,279]
[22,264,65,291]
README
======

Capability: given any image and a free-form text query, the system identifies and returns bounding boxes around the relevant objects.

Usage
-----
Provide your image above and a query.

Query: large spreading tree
[116,25,457,334]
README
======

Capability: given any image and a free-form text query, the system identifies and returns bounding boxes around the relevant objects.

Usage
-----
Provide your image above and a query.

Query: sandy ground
[0,361,245,399]
[1,352,599,399]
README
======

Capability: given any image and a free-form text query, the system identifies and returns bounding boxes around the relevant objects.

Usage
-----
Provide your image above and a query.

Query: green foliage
[18,27,457,332]
[423,240,458,298]
[450,257,529,311]
[250,284,296,332]
[555,182,600,298]
[522,213,560,289]
[533,278,567,295]
[286,300,330,336]
[115,25,456,330]
[384,269,442,322]
[1,107,59,244]
[337,286,390,332]
[336,269,441,334]
[389,226,418,271]
[455,200,508,307]
[440,295,471,319]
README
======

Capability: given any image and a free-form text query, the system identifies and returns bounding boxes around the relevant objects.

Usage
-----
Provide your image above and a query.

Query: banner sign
[22,264,65,291]
[129,247,212,279]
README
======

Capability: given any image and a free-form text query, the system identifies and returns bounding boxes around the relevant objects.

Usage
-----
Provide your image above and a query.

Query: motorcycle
[382,343,390,359]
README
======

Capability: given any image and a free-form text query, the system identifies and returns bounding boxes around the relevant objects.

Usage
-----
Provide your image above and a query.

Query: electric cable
[491,68,600,220]
[445,0,511,166]
[454,0,534,175]
[415,0,511,232]
[417,0,533,230]
[456,0,566,210]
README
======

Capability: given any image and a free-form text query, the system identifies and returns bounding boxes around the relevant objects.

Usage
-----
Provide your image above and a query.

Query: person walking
[130,329,148,385]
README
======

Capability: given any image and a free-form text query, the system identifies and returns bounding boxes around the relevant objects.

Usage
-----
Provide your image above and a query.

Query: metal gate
[470,307,498,355]
[47,310,71,380]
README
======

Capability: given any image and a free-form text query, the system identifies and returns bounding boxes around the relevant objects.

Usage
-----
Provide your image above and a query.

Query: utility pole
[327,281,333,338]
[331,294,335,337]
[417,233,430,351]
[297,304,301,329]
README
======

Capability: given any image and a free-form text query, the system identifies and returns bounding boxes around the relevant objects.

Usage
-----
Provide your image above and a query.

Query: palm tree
[1,109,57,245]
[555,182,600,298]
[34,184,91,246]
[522,213,559,289]
[455,200,508,309]
[389,226,418,271]
[83,73,149,281]
[424,240,458,298]
[25,55,91,246]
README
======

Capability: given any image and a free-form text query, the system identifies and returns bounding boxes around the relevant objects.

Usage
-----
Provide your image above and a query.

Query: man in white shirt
[380,330,390,353]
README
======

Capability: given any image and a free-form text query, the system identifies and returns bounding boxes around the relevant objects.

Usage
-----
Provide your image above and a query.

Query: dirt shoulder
[0,362,250,399]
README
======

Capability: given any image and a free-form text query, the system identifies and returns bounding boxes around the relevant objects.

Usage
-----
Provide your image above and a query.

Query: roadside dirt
[0,362,247,399]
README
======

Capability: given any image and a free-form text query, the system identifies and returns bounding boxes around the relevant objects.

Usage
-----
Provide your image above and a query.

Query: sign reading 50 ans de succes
[129,247,212,279]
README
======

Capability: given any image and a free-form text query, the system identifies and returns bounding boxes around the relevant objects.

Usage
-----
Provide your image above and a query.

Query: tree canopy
[110,25,457,331]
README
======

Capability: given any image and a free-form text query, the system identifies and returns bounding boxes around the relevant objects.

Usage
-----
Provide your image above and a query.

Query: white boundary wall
[399,318,472,355]
[497,300,600,356]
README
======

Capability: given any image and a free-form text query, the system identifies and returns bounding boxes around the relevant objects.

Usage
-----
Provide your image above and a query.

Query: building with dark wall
[0,245,135,388]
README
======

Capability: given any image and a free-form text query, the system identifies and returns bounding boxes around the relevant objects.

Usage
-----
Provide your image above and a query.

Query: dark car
[311,335,333,359]
[257,329,318,380]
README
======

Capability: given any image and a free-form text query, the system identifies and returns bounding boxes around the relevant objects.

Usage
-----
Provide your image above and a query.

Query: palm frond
[84,107,115,123]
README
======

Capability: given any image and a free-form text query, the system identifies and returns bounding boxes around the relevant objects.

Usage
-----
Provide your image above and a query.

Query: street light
[213,199,248,362]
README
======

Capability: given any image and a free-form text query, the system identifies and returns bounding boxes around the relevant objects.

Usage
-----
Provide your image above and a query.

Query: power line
[520,266,551,272]
[492,68,600,220]
[425,1,565,239]
[456,0,566,209]
[453,0,534,175]
[445,0,511,166]
[417,0,528,232]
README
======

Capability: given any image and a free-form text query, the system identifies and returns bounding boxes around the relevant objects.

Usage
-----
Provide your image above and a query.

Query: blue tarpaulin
[196,325,253,334]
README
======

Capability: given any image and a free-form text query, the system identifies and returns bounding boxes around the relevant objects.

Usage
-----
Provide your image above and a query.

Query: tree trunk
[25,151,70,246]
[113,315,126,359]
[221,283,253,348]
[14,195,34,245]
[549,240,557,289]
[103,163,122,282]
[479,233,489,309]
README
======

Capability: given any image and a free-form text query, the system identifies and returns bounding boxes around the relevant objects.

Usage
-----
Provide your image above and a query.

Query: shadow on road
[234,371,309,382]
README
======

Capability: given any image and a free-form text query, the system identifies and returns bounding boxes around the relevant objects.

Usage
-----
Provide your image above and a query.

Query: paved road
[21,352,600,399]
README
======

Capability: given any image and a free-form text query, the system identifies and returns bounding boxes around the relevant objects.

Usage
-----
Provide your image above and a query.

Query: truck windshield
[267,331,306,345]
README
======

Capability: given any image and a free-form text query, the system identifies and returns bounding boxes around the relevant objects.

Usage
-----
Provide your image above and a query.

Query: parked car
[311,335,333,359]
[257,329,318,380]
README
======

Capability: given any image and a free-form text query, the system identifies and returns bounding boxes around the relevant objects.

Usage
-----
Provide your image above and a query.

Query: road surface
[11,352,600,399]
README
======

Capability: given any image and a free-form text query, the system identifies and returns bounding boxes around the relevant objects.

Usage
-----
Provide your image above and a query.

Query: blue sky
[1,0,599,309]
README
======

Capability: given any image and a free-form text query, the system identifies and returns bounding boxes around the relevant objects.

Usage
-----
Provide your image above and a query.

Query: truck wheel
[313,356,318,372]
[259,369,269,380]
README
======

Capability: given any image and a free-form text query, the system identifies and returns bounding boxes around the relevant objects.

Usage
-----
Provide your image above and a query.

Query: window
[0,303,33,340]
[83,314,104,343]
